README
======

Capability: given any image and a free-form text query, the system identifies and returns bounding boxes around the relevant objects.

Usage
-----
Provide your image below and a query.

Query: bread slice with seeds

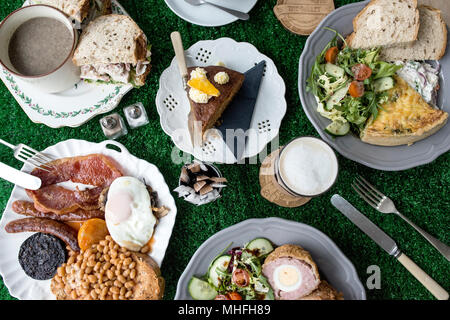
[72,14,150,86]
[380,5,447,61]
[347,0,419,49]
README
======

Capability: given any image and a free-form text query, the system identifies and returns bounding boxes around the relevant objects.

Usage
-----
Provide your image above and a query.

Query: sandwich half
[29,0,112,27]
[73,14,151,87]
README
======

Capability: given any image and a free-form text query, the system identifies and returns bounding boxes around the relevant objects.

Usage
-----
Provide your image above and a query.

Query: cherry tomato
[325,46,339,64]
[351,63,372,81]
[349,81,365,98]
[232,269,250,287]
[228,292,243,300]
[214,294,231,300]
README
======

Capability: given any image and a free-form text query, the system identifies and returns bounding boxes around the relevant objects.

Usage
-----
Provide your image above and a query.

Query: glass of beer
[275,136,339,198]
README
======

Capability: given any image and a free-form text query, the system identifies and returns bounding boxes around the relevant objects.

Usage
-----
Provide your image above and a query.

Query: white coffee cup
[275,136,339,197]
[0,5,80,93]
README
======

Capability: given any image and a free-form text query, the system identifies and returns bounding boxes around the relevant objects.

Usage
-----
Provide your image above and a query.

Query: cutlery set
[332,176,449,300]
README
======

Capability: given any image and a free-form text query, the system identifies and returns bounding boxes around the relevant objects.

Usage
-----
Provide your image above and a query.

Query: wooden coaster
[274,0,335,36]
[259,149,311,208]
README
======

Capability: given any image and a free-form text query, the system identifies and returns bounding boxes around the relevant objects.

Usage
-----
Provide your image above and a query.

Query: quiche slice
[361,76,448,146]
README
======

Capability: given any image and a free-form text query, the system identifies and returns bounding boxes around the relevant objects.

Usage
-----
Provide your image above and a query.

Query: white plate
[175,218,366,300]
[164,0,258,27]
[0,1,133,128]
[156,37,287,164]
[0,139,177,300]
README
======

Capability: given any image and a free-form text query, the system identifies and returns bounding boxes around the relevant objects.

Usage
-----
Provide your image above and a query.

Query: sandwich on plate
[73,14,151,87]
[29,0,112,28]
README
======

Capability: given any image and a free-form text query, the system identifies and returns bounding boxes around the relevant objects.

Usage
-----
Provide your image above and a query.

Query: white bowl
[0,5,80,93]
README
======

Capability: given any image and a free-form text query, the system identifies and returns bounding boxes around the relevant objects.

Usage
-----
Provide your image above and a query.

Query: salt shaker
[99,113,127,139]
[123,102,149,129]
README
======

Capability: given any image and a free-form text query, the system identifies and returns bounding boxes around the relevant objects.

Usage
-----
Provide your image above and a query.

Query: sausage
[5,218,80,252]
[12,200,105,222]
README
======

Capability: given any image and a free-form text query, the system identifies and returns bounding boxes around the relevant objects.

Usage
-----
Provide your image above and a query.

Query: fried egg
[105,176,156,251]
[273,264,303,292]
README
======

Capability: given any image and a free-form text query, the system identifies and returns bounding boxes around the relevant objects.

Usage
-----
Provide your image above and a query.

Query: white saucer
[164,0,258,27]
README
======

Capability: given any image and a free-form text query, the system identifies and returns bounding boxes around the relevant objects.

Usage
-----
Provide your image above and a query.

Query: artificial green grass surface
[0,0,448,300]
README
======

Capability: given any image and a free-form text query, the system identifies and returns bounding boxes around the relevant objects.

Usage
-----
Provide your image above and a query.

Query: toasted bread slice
[361,76,448,146]
[31,0,90,23]
[132,253,165,300]
[186,66,244,135]
[347,0,419,49]
[380,6,447,61]
[73,14,147,66]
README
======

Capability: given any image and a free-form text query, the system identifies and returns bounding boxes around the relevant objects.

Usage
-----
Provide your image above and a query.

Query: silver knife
[170,31,201,148]
[331,194,449,300]
[0,161,41,190]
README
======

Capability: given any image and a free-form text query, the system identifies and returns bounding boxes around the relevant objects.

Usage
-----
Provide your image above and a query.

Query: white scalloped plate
[0,1,133,128]
[298,0,450,171]
[0,139,177,300]
[175,217,366,300]
[156,38,287,164]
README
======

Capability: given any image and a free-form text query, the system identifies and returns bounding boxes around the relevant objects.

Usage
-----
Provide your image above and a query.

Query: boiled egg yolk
[273,265,303,292]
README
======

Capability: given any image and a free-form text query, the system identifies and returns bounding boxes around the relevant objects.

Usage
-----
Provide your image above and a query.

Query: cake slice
[361,76,448,146]
[380,5,447,61]
[347,0,419,49]
[186,66,244,135]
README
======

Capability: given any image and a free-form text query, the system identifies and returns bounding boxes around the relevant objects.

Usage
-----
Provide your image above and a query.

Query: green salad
[306,28,403,136]
[188,238,275,300]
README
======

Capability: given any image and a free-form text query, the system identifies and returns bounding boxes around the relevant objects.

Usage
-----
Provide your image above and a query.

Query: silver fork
[184,0,250,21]
[352,175,450,261]
[0,139,55,172]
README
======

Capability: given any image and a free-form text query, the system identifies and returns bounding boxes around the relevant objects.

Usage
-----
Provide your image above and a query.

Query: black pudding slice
[18,233,67,280]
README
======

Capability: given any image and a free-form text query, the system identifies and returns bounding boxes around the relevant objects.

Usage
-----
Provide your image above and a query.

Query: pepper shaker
[100,113,128,139]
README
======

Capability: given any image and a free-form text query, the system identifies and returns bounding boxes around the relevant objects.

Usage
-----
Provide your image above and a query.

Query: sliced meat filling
[81,60,150,83]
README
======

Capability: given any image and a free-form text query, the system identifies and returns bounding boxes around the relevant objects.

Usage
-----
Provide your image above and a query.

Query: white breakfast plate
[156,37,287,164]
[0,1,133,128]
[175,218,366,300]
[0,139,177,300]
[164,0,258,27]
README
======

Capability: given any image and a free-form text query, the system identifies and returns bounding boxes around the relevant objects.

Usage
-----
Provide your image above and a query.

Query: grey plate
[175,217,366,300]
[298,0,450,171]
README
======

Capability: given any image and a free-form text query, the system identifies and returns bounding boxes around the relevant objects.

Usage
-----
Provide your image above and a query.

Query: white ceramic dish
[0,0,133,128]
[0,139,177,300]
[156,37,287,164]
[164,0,258,27]
[175,217,366,300]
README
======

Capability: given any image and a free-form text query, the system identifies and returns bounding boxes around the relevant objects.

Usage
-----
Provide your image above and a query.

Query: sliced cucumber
[325,121,350,136]
[245,238,274,257]
[374,76,394,92]
[325,63,345,78]
[208,255,231,288]
[326,83,349,110]
[188,277,218,300]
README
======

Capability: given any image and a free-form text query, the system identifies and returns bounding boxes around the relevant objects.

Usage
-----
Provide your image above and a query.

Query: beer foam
[278,137,338,196]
